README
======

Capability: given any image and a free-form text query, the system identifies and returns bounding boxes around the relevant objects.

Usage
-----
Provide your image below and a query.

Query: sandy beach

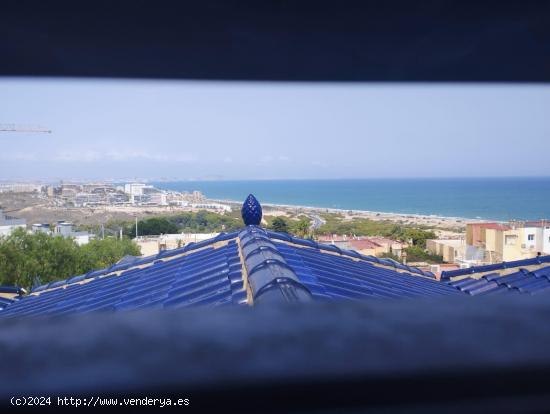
[212,198,481,233]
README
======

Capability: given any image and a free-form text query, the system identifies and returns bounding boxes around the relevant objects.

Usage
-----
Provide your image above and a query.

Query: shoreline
[153,177,550,223]
[209,198,487,231]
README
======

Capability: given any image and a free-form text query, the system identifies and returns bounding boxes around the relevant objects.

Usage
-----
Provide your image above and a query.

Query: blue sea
[153,178,550,221]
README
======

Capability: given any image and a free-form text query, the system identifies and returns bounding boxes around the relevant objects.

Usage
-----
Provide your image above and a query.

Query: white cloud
[259,155,291,164]
[0,152,39,161]
[104,150,196,163]
[1,149,197,163]
[54,150,102,162]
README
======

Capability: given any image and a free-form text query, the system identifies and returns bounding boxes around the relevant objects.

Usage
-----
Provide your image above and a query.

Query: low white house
[134,233,220,256]
[190,202,232,212]
[0,210,26,237]
[32,223,52,234]
[54,221,93,245]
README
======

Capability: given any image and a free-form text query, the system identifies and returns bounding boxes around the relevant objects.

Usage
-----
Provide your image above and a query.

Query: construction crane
[0,123,52,133]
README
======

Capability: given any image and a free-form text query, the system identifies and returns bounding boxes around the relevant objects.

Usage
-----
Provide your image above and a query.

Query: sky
[0,78,549,181]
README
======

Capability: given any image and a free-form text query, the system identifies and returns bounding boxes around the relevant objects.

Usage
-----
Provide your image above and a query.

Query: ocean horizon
[153,177,550,222]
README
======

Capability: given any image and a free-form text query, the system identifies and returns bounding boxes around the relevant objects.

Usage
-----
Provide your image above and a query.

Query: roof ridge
[238,226,312,304]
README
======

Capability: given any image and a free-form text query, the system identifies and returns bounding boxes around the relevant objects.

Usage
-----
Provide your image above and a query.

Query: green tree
[0,229,140,290]
[404,245,444,264]
[78,238,140,272]
[0,229,80,288]
[125,217,179,237]
[398,228,436,248]
[270,217,289,233]
[143,217,178,235]
[295,218,311,238]
[119,211,242,236]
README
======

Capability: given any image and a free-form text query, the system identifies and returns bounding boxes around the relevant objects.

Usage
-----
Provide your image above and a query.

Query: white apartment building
[149,192,168,206]
[74,193,102,207]
[521,222,550,255]
[0,183,42,193]
[124,183,149,197]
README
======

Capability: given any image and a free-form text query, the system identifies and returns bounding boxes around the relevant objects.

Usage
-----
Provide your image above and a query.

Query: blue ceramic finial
[241,194,262,226]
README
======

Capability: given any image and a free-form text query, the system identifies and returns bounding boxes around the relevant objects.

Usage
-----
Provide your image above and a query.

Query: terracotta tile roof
[349,239,382,250]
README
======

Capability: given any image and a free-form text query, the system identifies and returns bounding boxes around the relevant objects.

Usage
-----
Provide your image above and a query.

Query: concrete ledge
[2,296,550,411]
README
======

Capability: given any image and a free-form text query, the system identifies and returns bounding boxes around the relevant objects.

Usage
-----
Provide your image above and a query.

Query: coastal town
[1,180,549,279]
[3,3,550,410]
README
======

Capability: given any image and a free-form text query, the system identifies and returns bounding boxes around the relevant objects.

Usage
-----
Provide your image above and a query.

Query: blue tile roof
[0,297,14,310]
[441,255,550,280]
[0,286,25,310]
[275,240,459,299]
[0,225,467,317]
[265,230,436,278]
[0,237,247,317]
[447,266,550,296]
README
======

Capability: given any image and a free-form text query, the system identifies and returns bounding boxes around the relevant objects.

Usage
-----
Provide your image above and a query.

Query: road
[308,213,326,231]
